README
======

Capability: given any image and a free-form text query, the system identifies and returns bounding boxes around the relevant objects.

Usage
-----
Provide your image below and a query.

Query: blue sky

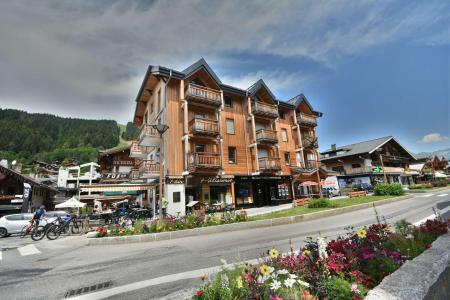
[0,0,448,153]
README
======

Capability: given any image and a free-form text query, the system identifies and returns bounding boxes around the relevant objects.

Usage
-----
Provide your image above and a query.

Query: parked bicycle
[46,216,84,240]
[20,221,42,238]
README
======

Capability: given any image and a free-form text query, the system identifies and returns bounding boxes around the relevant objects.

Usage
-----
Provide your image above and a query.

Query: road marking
[413,206,450,226]
[417,194,434,198]
[0,251,2,261]
[437,194,448,197]
[17,244,41,256]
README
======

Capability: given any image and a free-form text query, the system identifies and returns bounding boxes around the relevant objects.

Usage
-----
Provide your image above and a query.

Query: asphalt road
[1,190,449,300]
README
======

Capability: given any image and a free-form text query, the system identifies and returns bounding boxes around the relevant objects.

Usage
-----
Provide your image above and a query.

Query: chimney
[331,144,336,151]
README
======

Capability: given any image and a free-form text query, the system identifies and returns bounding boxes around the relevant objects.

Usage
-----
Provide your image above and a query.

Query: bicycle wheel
[31,226,45,241]
[46,225,61,240]
[71,221,82,234]
[20,225,31,238]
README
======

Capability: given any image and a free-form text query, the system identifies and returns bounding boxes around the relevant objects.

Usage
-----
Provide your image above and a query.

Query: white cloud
[419,133,450,144]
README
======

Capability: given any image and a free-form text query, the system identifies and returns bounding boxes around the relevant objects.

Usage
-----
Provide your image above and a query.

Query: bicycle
[46,216,84,240]
[30,220,58,241]
[20,219,43,238]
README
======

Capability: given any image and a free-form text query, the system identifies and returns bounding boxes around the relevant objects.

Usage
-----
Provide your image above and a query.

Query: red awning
[300,181,319,186]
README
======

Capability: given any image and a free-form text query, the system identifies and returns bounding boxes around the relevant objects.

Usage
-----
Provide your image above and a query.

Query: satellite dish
[12,160,17,165]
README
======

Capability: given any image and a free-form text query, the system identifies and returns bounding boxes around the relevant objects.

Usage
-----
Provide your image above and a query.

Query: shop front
[184,175,234,208]
[234,176,292,208]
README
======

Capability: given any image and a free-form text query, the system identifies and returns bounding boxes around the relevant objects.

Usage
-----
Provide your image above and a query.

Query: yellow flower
[236,276,243,289]
[242,264,252,274]
[302,250,311,257]
[356,228,367,239]
[200,274,206,281]
[259,264,272,276]
[269,248,279,259]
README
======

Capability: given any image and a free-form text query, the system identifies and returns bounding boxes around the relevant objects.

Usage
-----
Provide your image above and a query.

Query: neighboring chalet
[0,164,57,216]
[320,136,418,189]
[410,155,449,180]
[131,58,326,216]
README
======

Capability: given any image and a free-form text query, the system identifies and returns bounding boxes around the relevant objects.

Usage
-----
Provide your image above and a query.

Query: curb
[406,186,450,194]
[365,233,450,300]
[87,195,411,246]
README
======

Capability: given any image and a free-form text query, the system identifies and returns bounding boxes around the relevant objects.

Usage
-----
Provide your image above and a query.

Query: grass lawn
[249,195,397,221]
[409,184,450,190]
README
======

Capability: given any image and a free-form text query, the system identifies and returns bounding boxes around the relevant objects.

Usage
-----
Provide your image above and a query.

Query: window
[284,152,291,165]
[5,214,22,221]
[352,163,361,169]
[307,153,316,161]
[195,144,205,153]
[228,147,237,164]
[173,191,181,203]
[150,103,153,113]
[279,111,285,119]
[224,96,233,108]
[158,89,162,112]
[226,119,235,134]
[281,128,288,142]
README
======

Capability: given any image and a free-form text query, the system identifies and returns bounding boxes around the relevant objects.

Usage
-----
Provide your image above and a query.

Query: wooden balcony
[252,101,278,119]
[187,152,221,172]
[297,113,317,127]
[138,124,160,147]
[255,129,278,144]
[258,157,281,172]
[291,160,320,174]
[189,118,219,137]
[302,136,319,149]
[138,161,160,178]
[186,84,222,107]
[129,140,150,159]
[130,168,140,179]
[344,166,373,175]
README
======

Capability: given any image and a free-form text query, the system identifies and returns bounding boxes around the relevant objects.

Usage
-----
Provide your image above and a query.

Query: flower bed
[94,212,248,238]
[192,218,449,300]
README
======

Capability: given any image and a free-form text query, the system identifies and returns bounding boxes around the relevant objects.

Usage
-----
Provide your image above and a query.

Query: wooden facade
[133,59,324,214]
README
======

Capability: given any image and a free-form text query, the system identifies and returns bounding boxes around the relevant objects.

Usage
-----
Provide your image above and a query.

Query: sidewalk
[243,203,292,217]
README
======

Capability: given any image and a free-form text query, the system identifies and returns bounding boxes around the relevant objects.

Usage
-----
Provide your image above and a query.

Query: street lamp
[151,124,169,221]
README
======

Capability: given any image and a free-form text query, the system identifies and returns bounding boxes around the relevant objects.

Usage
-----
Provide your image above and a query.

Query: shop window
[195,144,205,153]
[281,128,288,142]
[284,152,291,165]
[226,119,235,134]
[277,182,290,200]
[224,96,233,108]
[173,191,180,203]
[352,163,361,168]
[228,147,237,164]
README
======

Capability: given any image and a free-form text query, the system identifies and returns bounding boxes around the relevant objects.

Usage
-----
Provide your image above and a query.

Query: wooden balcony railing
[138,124,160,147]
[189,118,219,136]
[302,136,319,149]
[258,157,281,172]
[255,128,278,144]
[130,168,140,179]
[130,140,150,158]
[186,84,222,106]
[344,166,373,175]
[138,161,160,178]
[187,152,221,171]
[297,113,317,127]
[252,101,278,118]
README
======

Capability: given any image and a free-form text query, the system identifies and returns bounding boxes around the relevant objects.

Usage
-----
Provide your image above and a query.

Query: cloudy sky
[0,0,449,153]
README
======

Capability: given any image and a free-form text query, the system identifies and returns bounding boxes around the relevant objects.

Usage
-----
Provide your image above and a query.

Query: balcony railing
[129,140,150,158]
[297,113,317,127]
[302,136,319,149]
[187,152,221,171]
[258,157,281,172]
[138,124,160,147]
[131,168,140,179]
[291,160,320,174]
[186,84,222,106]
[344,166,374,175]
[189,118,219,136]
[252,101,279,118]
[138,161,160,178]
[255,129,278,144]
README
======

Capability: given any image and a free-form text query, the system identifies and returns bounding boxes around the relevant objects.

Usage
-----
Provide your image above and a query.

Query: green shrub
[374,183,404,196]
[308,198,336,208]
[363,257,398,283]
[432,181,447,187]
[317,276,353,300]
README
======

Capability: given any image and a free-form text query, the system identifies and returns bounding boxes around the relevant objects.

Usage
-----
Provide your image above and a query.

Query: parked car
[0,213,33,237]
[353,183,374,193]
[322,187,341,198]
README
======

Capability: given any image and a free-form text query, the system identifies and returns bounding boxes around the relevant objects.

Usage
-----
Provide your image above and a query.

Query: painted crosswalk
[437,194,448,197]
[17,244,41,256]
[0,250,2,261]
[1,244,41,262]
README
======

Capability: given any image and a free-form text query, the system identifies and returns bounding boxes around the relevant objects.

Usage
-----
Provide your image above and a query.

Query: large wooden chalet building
[131,58,326,216]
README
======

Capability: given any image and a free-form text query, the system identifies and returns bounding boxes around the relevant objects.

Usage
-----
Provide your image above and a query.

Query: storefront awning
[80,183,155,193]
[103,190,141,196]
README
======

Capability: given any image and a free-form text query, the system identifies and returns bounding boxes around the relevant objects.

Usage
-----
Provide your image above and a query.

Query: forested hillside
[0,108,121,165]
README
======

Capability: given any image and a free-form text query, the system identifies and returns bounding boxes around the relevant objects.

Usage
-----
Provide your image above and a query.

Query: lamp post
[151,124,169,221]
[376,148,387,183]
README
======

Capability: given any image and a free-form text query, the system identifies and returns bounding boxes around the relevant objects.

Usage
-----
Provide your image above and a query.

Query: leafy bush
[432,181,447,187]
[317,276,353,300]
[374,183,404,196]
[308,198,337,208]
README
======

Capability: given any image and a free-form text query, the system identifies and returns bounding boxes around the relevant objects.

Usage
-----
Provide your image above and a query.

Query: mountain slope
[416,148,450,160]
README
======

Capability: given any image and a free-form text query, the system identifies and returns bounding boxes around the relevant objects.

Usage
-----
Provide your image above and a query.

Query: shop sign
[236,176,291,181]
[102,172,130,179]
[201,176,233,184]
[166,176,185,184]
[113,159,134,166]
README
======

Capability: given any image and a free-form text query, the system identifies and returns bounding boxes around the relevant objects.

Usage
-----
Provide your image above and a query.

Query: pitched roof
[99,143,132,157]
[288,93,323,117]
[320,136,393,160]
[182,58,222,85]
[247,79,278,102]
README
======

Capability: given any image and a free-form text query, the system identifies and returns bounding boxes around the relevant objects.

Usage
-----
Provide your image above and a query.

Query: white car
[0,213,34,237]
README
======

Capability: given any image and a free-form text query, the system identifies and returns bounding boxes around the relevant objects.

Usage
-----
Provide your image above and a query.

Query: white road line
[417,194,434,198]
[0,251,2,261]
[437,194,448,197]
[17,244,41,256]
[413,206,450,226]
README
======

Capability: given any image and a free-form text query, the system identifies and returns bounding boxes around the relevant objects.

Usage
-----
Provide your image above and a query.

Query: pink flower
[351,283,358,292]
[270,295,283,300]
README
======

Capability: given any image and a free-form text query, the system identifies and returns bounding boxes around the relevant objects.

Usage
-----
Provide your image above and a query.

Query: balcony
[138,124,160,147]
[189,118,219,137]
[130,168,140,179]
[258,157,281,173]
[344,166,374,175]
[255,129,278,144]
[302,136,319,149]
[187,152,221,172]
[252,101,278,119]
[297,113,317,127]
[129,140,151,159]
[291,160,319,174]
[138,161,160,178]
[186,84,222,107]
